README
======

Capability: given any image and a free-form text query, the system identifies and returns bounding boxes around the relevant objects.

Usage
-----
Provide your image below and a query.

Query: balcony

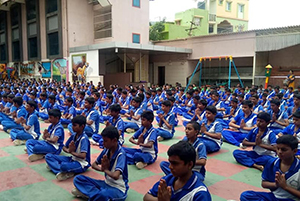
[209,14,216,22]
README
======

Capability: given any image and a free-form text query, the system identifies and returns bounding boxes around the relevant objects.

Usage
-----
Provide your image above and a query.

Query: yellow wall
[216,0,248,21]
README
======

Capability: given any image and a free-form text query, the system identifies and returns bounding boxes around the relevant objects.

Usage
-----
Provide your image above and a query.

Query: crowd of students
[0,78,299,201]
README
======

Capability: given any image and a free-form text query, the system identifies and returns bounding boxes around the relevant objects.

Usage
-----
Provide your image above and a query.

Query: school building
[0,0,299,88]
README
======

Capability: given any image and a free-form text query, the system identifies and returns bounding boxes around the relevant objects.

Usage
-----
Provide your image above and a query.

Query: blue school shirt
[63,105,76,119]
[253,104,264,114]
[86,108,100,133]
[16,105,27,118]
[286,106,300,117]
[148,171,211,201]
[183,138,206,178]
[262,157,300,200]
[96,145,129,194]
[159,112,176,135]
[245,127,277,157]
[234,112,257,133]
[109,115,125,145]
[65,132,91,169]
[25,111,41,139]
[47,122,65,151]
[128,106,143,127]
[133,126,158,162]
[199,119,223,147]
[268,109,288,129]
[282,124,300,136]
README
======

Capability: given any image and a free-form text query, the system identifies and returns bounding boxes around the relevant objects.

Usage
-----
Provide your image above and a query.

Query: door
[158,66,165,86]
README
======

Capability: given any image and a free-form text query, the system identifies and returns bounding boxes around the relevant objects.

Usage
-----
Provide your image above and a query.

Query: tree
[149,19,166,41]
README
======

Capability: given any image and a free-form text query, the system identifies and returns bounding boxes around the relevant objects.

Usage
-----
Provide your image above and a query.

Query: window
[226,1,232,11]
[238,4,245,19]
[133,0,140,8]
[45,0,61,58]
[209,24,214,33]
[94,6,112,39]
[0,11,7,62]
[132,33,140,44]
[11,4,22,61]
[219,0,224,5]
[26,0,40,60]
[175,20,181,26]
[194,17,201,26]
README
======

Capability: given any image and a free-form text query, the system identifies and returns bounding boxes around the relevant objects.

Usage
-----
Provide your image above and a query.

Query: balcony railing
[209,14,216,22]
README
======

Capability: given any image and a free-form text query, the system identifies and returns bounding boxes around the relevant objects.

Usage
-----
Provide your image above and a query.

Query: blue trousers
[45,154,86,175]
[39,113,49,120]
[156,128,173,139]
[233,150,275,167]
[182,113,193,120]
[99,115,110,124]
[10,129,35,141]
[61,118,72,125]
[1,120,23,131]
[68,123,95,137]
[199,137,220,153]
[222,130,247,146]
[123,122,139,131]
[0,113,11,123]
[26,140,60,156]
[73,175,127,201]
[92,134,104,148]
[240,191,294,201]
[123,147,155,165]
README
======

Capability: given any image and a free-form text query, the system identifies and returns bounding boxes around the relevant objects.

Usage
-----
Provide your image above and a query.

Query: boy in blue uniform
[92,104,124,148]
[123,111,158,170]
[157,100,176,141]
[26,109,64,162]
[123,97,143,132]
[199,106,223,153]
[10,101,40,146]
[144,141,211,201]
[160,121,207,181]
[240,135,300,201]
[68,97,99,137]
[60,97,76,126]
[45,115,91,181]
[72,126,129,201]
[233,112,277,171]
[38,95,58,121]
[0,97,27,132]
[268,99,289,135]
[222,100,257,147]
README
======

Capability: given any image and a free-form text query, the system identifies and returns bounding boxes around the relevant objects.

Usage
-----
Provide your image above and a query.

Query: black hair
[206,105,217,114]
[270,99,280,107]
[138,93,145,101]
[276,135,298,150]
[199,99,208,107]
[161,100,171,107]
[242,100,253,108]
[293,110,300,118]
[257,112,271,123]
[122,90,128,95]
[85,96,95,105]
[275,93,283,99]
[71,115,86,126]
[106,94,113,100]
[101,125,119,140]
[187,90,194,96]
[66,97,74,104]
[145,91,151,96]
[168,96,175,103]
[231,98,238,103]
[186,121,200,132]
[251,94,259,100]
[93,92,100,98]
[193,95,200,101]
[13,97,23,106]
[40,92,47,98]
[27,100,37,109]
[262,93,268,97]
[30,92,37,97]
[166,90,172,96]
[48,109,61,119]
[48,95,56,100]
[211,91,219,97]
[141,110,154,121]
[132,97,141,104]
[8,94,15,99]
[79,91,86,96]
[167,141,196,167]
[294,93,300,100]
[109,104,121,113]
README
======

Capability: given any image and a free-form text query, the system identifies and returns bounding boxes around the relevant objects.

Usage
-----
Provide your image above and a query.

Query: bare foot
[253,164,264,171]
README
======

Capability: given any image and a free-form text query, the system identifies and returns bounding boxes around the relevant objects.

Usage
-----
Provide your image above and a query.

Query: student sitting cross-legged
[233,112,277,171]
[160,121,207,181]
[240,135,300,201]
[25,109,64,162]
[72,126,129,201]
[45,115,91,181]
[199,106,223,153]
[10,100,41,146]
[143,141,212,201]
[156,100,176,141]
[123,111,158,170]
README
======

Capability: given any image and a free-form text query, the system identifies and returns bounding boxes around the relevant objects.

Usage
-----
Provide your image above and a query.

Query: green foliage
[149,20,165,41]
